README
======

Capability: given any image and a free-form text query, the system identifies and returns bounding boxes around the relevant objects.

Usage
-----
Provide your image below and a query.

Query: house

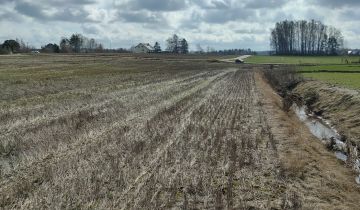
[132,43,155,53]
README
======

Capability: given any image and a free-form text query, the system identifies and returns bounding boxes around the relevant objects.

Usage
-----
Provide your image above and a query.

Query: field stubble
[0,54,359,209]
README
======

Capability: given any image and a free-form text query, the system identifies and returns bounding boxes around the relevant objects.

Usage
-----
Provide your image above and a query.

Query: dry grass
[279,152,307,180]
[0,54,359,209]
[256,70,360,209]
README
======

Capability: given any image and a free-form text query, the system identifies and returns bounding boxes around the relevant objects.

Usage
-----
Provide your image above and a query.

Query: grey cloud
[267,10,294,22]
[82,25,100,35]
[193,0,230,9]
[14,1,46,19]
[9,0,95,6]
[180,11,203,29]
[0,9,24,22]
[209,0,229,9]
[313,0,360,8]
[45,0,95,6]
[234,28,266,34]
[52,8,96,23]
[246,0,287,9]
[115,11,167,25]
[2,0,360,50]
[14,1,96,23]
[303,9,324,22]
[125,0,187,11]
[339,9,360,21]
[202,8,253,23]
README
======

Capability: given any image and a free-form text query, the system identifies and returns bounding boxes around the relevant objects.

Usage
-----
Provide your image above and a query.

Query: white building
[132,43,155,53]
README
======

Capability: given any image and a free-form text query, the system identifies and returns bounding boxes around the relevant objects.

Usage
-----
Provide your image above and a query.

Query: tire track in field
[118,70,283,209]
[117,69,236,209]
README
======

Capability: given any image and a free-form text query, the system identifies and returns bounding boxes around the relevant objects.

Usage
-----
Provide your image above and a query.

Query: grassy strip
[243,56,360,90]
[246,55,360,64]
[302,72,360,90]
[298,65,360,73]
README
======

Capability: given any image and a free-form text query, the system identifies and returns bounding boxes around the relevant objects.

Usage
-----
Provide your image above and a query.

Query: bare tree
[154,42,161,53]
[60,34,103,53]
[179,39,189,54]
[270,20,344,55]
[70,34,83,53]
[60,38,71,53]
[166,34,179,53]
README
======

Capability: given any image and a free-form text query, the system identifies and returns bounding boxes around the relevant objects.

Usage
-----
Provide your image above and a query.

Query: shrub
[262,65,303,97]
[0,47,10,54]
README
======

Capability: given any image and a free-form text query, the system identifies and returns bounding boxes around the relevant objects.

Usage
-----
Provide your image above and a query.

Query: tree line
[1,33,260,55]
[270,20,344,55]
[194,45,255,55]
[0,34,106,54]
[1,33,190,54]
[59,34,104,53]
[0,39,34,54]
[165,34,189,54]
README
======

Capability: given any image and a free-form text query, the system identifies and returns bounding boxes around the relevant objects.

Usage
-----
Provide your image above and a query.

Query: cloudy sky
[0,0,359,50]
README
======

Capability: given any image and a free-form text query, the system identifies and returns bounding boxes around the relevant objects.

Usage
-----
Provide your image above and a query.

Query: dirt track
[219,55,251,63]
[0,55,359,209]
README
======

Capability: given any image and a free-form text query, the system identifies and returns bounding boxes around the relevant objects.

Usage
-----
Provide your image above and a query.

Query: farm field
[245,55,360,65]
[298,64,360,73]
[299,64,360,90]
[245,55,360,90]
[302,72,360,89]
[1,54,360,209]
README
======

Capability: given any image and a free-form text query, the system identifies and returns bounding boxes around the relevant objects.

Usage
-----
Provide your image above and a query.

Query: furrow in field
[117,69,234,209]
[116,70,284,209]
[0,69,231,209]
[0,71,217,173]
[0,70,212,134]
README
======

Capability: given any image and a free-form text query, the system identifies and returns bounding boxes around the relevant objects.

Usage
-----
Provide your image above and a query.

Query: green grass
[298,65,360,73]
[245,55,360,65]
[244,55,360,90]
[302,73,360,90]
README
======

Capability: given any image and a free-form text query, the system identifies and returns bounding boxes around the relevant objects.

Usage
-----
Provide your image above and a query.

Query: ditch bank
[293,80,360,184]
[261,65,360,184]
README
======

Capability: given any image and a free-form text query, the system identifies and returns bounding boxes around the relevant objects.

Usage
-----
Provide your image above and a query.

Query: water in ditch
[293,105,360,185]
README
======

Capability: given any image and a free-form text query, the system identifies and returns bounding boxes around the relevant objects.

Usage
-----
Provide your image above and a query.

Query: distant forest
[0,33,254,55]
[270,20,344,55]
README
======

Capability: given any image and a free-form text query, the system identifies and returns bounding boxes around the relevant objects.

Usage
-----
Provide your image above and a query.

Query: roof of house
[135,43,154,51]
